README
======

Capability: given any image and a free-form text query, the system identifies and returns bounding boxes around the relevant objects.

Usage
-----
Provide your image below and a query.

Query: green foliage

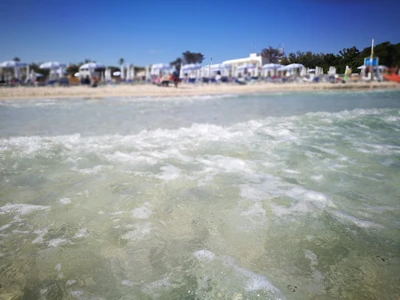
[118,58,124,66]
[13,57,21,62]
[280,41,400,73]
[29,63,49,77]
[66,64,80,76]
[170,57,182,73]
[261,46,285,63]
[182,51,205,64]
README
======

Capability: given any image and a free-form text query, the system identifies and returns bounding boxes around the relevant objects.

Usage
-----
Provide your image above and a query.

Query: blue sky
[1,0,398,66]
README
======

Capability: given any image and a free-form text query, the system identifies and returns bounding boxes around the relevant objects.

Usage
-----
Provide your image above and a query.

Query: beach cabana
[236,63,258,77]
[0,60,28,81]
[151,64,173,75]
[181,64,202,81]
[284,63,304,76]
[210,64,231,77]
[79,62,105,80]
[262,63,281,77]
[40,62,67,80]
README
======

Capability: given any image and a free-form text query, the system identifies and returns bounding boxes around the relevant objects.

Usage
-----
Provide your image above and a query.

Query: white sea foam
[0,203,49,215]
[221,256,284,296]
[73,228,88,239]
[48,238,69,248]
[155,165,182,181]
[240,202,266,218]
[70,290,84,298]
[72,164,113,175]
[332,211,384,229]
[193,250,216,261]
[59,198,72,205]
[121,280,134,286]
[0,223,11,231]
[131,202,152,219]
[32,229,48,244]
[66,280,77,286]
[121,223,151,241]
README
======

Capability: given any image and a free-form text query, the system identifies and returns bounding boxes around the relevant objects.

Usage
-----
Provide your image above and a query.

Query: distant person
[171,71,179,88]
[215,71,221,82]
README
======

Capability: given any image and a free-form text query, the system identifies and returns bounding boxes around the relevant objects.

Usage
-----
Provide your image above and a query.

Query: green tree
[119,58,125,66]
[66,64,80,76]
[261,46,285,63]
[13,57,20,62]
[182,51,204,64]
[170,57,183,73]
[29,63,49,77]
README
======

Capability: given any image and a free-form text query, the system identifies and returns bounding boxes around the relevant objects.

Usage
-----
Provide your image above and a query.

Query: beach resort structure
[223,53,270,77]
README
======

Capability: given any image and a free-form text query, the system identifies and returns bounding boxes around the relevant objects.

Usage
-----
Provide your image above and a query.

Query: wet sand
[0,81,399,100]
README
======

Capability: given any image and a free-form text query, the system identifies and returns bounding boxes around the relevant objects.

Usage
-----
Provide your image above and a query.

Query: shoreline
[0,82,399,100]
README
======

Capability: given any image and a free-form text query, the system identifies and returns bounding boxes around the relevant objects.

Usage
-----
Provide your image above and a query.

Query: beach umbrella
[358,65,387,70]
[39,62,66,69]
[120,65,125,80]
[151,63,172,71]
[79,62,105,70]
[74,72,80,77]
[284,63,304,70]
[262,63,281,70]
[145,65,150,81]
[113,71,121,76]
[105,69,112,82]
[182,63,202,72]
[40,62,67,80]
[1,61,28,80]
[0,60,27,68]
[130,65,135,81]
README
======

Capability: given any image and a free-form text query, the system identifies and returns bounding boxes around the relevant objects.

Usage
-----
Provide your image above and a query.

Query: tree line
[261,41,400,73]
[8,41,399,77]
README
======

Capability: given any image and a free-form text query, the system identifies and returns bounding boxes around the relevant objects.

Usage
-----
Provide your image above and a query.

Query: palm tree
[13,57,21,62]
[119,58,125,66]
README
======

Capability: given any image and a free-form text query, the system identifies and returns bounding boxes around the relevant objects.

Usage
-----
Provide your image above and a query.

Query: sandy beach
[0,81,399,99]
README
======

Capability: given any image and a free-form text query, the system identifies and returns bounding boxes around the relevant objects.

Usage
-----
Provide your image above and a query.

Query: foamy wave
[331,211,384,229]
[0,203,49,215]
[131,202,152,219]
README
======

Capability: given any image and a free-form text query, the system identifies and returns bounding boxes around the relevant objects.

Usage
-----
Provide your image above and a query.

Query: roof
[223,56,261,65]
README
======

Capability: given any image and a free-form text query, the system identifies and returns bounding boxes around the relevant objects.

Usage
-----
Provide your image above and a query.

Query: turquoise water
[0,90,399,299]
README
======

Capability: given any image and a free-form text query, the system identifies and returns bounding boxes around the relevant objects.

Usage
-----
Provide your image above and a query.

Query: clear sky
[1,0,398,67]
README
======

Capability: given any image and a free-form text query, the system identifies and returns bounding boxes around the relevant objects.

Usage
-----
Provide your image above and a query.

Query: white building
[223,53,269,77]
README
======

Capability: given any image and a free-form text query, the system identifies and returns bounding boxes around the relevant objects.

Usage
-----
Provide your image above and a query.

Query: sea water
[0,90,399,299]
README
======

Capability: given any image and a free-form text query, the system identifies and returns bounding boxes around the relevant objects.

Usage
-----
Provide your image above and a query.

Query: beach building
[223,53,269,77]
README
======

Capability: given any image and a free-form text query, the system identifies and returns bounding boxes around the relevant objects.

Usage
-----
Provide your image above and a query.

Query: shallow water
[0,90,399,299]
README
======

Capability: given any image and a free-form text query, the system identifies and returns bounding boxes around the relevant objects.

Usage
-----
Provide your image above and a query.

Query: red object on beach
[383,74,400,83]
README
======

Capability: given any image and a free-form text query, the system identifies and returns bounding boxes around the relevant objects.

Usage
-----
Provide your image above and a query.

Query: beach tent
[79,62,105,70]
[145,65,150,82]
[262,63,281,69]
[284,63,304,76]
[262,63,281,77]
[151,63,173,75]
[236,63,257,77]
[39,62,66,69]
[40,62,67,80]
[79,62,105,79]
[181,64,202,79]
[0,60,28,81]
[210,64,231,77]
